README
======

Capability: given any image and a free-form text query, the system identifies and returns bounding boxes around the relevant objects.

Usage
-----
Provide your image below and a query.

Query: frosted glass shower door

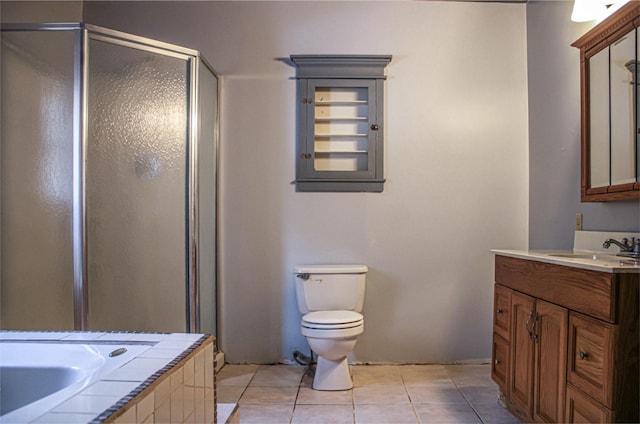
[86,37,189,332]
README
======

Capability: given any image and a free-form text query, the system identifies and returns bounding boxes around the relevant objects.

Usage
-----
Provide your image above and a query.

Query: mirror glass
[610,32,636,185]
[589,47,610,188]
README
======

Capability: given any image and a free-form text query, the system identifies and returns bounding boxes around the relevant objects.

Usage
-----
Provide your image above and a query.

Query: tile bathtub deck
[217,364,521,424]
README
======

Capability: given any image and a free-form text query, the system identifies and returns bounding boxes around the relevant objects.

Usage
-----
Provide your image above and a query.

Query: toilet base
[312,356,352,391]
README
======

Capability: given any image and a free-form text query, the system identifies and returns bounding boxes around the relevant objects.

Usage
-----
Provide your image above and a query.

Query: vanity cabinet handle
[525,311,540,342]
[525,311,534,339]
[496,308,503,314]
[532,313,539,343]
[579,351,589,360]
[494,359,501,365]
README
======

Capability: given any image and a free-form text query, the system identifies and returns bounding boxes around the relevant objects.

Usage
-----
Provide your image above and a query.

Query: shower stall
[1,23,218,335]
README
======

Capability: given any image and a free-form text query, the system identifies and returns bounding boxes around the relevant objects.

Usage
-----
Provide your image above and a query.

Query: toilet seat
[302,310,363,330]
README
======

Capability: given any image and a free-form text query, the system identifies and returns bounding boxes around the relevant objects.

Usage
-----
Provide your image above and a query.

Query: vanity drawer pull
[496,308,503,314]
[579,351,589,360]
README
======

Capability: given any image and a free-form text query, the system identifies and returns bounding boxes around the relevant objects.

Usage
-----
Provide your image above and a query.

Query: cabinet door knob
[579,351,589,360]
[496,308,503,314]
[370,124,380,131]
[494,359,501,365]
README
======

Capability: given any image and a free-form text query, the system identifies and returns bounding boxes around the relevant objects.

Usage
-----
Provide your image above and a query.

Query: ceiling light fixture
[571,0,608,22]
[571,0,630,22]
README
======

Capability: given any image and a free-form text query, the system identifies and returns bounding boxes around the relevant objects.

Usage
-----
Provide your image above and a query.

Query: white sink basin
[543,252,639,266]
[546,253,601,260]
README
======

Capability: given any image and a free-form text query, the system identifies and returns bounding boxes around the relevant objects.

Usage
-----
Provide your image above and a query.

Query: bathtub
[0,331,214,424]
[1,341,152,423]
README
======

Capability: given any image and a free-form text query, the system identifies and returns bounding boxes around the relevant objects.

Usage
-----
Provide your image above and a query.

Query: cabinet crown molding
[290,54,392,79]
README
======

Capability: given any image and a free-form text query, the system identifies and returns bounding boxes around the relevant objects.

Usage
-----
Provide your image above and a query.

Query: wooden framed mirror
[572,1,640,202]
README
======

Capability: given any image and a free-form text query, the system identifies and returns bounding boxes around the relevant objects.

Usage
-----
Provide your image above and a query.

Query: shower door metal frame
[1,23,216,333]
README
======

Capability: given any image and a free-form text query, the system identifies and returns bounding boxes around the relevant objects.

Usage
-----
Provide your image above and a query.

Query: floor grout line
[450,374,486,424]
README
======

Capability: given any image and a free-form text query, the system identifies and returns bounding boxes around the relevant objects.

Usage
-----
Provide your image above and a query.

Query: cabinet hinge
[302,97,312,104]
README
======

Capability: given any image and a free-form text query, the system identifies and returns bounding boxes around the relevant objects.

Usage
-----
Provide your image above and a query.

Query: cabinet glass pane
[610,32,636,185]
[314,87,369,172]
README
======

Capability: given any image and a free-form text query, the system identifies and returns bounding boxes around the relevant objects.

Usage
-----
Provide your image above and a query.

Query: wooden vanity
[491,254,639,423]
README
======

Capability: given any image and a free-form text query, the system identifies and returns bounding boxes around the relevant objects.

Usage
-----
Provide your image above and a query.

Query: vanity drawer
[493,284,511,340]
[566,384,613,424]
[495,255,616,322]
[491,333,509,392]
[567,312,615,408]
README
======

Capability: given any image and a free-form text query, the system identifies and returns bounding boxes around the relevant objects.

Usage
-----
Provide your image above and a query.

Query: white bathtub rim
[0,331,209,424]
[0,342,152,423]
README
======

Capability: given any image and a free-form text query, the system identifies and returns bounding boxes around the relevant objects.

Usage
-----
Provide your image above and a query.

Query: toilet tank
[294,264,368,314]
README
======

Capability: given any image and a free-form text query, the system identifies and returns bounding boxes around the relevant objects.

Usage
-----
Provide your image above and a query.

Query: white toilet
[294,264,367,391]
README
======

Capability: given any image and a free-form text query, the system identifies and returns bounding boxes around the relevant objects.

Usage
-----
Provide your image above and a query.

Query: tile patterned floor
[217,364,521,423]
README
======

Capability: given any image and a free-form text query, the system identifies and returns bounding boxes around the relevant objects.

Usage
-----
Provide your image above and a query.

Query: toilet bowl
[294,265,368,391]
[301,310,364,390]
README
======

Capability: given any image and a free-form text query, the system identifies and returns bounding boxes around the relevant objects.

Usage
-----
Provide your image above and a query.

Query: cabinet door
[300,79,379,180]
[494,284,511,341]
[534,300,568,423]
[509,291,536,419]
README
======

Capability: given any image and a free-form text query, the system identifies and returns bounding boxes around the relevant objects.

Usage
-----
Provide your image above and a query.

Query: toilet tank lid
[294,264,368,274]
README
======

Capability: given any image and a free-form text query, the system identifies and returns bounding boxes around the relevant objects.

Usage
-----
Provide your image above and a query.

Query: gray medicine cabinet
[291,55,392,192]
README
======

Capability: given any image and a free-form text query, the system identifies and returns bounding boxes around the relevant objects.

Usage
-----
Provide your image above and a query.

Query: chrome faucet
[603,237,640,258]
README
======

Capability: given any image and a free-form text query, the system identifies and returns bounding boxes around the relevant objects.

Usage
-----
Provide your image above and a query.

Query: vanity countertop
[492,249,640,274]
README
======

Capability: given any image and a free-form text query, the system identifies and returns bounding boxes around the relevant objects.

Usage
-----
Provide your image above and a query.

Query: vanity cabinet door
[509,291,536,419]
[534,300,568,423]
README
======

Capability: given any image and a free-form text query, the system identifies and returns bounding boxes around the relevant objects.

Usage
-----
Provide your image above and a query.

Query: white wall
[527,0,640,250]
[0,1,82,22]
[83,1,529,364]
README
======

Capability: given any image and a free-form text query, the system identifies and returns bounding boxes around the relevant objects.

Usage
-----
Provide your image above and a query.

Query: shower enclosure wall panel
[0,24,218,335]
[1,30,77,329]
[197,61,218,337]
